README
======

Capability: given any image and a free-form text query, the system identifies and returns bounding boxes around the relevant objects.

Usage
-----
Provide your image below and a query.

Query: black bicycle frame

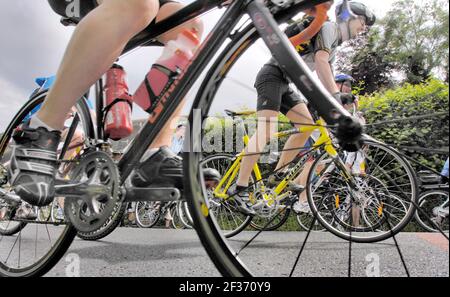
[116,0,350,183]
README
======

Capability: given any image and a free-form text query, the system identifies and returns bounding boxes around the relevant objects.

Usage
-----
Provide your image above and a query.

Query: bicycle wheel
[135,201,161,228]
[200,154,252,238]
[249,207,291,231]
[307,139,418,243]
[177,200,193,229]
[171,202,186,229]
[296,209,326,232]
[0,90,93,276]
[185,21,318,276]
[415,190,449,233]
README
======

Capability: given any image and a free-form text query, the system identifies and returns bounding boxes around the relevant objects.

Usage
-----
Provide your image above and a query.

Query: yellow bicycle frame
[213,119,339,203]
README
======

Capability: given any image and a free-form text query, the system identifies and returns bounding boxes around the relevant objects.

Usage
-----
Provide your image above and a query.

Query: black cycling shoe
[132,146,223,191]
[132,146,184,189]
[8,123,61,206]
[227,184,256,217]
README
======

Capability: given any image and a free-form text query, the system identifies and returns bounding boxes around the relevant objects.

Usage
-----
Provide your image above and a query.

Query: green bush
[360,78,449,171]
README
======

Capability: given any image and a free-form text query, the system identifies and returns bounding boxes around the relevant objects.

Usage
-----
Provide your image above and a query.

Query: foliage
[360,78,449,171]
[336,0,449,94]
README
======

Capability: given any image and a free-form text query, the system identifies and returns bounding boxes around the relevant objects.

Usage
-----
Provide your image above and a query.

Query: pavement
[36,228,450,277]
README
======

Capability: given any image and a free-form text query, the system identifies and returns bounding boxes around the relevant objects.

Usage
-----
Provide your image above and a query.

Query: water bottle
[104,64,134,140]
[133,30,200,118]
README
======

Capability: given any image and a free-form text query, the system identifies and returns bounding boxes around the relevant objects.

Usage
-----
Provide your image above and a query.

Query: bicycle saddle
[224,109,256,117]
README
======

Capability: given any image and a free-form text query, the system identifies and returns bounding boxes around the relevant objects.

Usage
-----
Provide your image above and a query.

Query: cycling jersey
[256,21,342,114]
[268,21,342,71]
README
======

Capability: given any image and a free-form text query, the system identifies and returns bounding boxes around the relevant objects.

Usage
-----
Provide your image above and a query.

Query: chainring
[252,188,281,218]
[64,151,121,233]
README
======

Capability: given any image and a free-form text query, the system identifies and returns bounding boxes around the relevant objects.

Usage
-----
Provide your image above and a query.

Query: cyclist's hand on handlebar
[333,92,356,106]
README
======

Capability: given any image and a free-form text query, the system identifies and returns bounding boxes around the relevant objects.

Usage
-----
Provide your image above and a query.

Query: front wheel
[307,140,418,243]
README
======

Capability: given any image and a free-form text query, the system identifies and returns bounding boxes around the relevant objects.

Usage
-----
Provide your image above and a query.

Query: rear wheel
[200,154,252,238]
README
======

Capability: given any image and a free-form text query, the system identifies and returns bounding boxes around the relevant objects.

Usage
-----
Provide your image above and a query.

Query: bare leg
[150,2,204,149]
[37,0,160,130]
[275,103,313,171]
[236,110,278,187]
[295,160,314,203]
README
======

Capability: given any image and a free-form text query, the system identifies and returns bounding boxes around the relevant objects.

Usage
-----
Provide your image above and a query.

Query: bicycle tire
[200,154,253,238]
[415,190,449,233]
[135,201,161,228]
[177,200,193,229]
[306,139,419,243]
[185,22,269,276]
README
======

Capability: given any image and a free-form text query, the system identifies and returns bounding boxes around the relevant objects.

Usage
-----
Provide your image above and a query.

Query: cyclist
[230,1,376,216]
[7,0,204,207]
[292,73,362,214]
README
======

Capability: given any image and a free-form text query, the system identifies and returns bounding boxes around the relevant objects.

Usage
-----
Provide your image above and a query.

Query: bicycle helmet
[336,0,376,27]
[335,73,354,83]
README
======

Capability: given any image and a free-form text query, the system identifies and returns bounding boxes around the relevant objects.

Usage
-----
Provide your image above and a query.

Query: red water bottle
[104,64,134,140]
[133,30,200,122]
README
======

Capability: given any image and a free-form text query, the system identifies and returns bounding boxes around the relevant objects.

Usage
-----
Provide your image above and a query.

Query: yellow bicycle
[201,110,418,243]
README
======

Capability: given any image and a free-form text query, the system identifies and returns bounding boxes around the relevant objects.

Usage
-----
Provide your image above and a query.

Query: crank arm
[55,179,111,198]
[124,187,181,202]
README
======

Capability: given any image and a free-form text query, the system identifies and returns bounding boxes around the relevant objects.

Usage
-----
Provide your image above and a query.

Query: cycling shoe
[132,146,184,189]
[8,123,61,206]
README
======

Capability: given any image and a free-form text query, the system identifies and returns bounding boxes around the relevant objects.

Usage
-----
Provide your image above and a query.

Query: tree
[336,0,449,94]
[336,28,397,95]
[377,0,449,84]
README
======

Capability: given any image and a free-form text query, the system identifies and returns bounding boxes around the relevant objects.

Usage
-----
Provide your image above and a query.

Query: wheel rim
[308,141,417,242]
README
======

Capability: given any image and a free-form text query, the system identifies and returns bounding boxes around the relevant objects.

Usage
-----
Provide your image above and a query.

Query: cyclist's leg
[36,0,160,131]
[275,102,313,171]
[295,159,314,203]
[149,1,204,149]
[235,64,286,187]
[235,109,279,187]
[8,0,160,206]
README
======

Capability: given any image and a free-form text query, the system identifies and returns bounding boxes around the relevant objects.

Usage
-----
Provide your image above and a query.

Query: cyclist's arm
[315,50,339,95]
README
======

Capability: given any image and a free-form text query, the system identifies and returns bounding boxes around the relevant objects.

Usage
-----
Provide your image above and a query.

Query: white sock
[29,115,59,132]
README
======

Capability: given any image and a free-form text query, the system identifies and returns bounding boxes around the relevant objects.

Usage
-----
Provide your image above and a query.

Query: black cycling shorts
[47,0,178,22]
[255,64,307,115]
